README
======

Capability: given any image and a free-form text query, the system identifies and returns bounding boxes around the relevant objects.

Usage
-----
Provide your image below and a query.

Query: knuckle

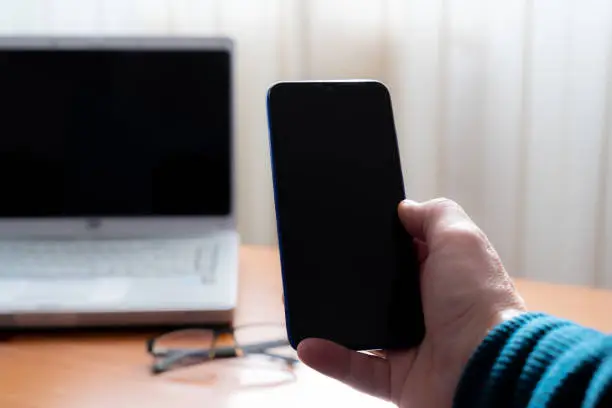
[427,198,489,250]
[439,223,486,247]
[430,197,462,211]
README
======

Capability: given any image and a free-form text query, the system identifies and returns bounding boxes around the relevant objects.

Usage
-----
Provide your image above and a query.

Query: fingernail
[402,199,418,206]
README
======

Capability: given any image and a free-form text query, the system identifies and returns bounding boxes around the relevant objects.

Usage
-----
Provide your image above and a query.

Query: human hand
[297,198,526,407]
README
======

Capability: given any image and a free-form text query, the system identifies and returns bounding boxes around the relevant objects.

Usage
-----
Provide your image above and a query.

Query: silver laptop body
[0,37,238,328]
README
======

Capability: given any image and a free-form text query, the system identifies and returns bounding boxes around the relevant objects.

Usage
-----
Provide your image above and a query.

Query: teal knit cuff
[453,312,547,407]
[453,312,610,408]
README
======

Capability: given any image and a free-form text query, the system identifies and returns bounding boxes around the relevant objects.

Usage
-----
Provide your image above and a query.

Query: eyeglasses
[147,323,298,375]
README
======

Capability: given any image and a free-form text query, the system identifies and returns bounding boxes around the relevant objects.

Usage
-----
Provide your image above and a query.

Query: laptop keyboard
[0,238,218,281]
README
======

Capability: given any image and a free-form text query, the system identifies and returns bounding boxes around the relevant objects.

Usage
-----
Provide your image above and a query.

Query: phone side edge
[376,80,408,201]
[380,82,427,347]
[265,84,300,350]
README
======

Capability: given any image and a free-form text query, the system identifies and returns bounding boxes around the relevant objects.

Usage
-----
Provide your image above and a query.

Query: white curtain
[2,0,612,288]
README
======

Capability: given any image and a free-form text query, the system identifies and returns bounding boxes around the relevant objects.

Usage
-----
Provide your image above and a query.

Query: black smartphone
[267,80,425,351]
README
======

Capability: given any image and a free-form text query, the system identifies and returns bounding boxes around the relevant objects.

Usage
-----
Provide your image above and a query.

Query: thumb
[297,338,391,400]
[398,198,475,244]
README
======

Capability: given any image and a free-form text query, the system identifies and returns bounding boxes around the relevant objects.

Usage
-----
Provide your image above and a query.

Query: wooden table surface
[1,245,612,408]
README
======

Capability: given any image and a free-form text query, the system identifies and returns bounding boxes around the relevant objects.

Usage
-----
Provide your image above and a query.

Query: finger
[297,338,391,400]
[398,198,475,244]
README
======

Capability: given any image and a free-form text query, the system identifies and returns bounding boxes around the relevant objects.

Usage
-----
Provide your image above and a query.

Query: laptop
[0,37,238,328]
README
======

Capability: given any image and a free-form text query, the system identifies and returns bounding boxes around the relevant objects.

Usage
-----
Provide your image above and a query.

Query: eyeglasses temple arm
[258,351,299,365]
[151,338,292,373]
[152,347,237,374]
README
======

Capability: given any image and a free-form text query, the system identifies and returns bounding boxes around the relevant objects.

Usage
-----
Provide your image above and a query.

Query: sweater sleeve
[453,312,612,408]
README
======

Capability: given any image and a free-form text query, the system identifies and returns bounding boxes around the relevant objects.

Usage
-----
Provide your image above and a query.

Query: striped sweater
[454,313,612,407]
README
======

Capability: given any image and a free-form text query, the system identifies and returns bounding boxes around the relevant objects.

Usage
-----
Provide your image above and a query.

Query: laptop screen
[0,46,231,217]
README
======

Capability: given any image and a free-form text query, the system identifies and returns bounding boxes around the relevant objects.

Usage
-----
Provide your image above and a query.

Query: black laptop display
[0,44,231,217]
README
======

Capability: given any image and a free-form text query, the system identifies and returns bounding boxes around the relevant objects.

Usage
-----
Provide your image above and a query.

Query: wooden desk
[1,246,612,408]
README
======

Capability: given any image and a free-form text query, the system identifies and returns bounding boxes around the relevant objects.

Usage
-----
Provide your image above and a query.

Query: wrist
[488,308,527,333]
[448,307,527,392]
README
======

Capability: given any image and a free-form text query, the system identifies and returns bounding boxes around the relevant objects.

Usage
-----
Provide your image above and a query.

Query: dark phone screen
[267,81,424,350]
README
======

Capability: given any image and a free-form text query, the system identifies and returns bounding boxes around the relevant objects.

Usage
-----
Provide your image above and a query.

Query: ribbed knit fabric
[453,313,612,408]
